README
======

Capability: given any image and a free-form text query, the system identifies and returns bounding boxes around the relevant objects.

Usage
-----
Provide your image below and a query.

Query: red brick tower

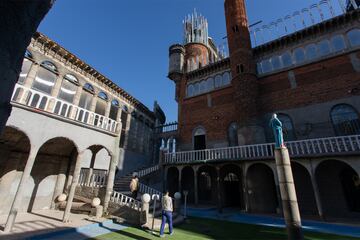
[225,0,263,144]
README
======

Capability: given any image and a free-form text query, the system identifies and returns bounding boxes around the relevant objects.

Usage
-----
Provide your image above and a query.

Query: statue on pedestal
[270,113,285,149]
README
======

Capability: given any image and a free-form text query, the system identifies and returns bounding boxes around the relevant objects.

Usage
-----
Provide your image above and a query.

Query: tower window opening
[232,25,239,33]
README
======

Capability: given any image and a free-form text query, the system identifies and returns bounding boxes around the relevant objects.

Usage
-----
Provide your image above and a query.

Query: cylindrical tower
[168,44,185,102]
[225,0,263,144]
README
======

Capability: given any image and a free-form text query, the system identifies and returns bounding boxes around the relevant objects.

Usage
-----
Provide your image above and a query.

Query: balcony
[164,135,360,164]
[11,84,120,134]
[155,122,178,134]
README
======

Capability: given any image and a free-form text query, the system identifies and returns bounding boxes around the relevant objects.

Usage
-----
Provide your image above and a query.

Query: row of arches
[257,28,360,75]
[0,126,113,215]
[166,160,360,218]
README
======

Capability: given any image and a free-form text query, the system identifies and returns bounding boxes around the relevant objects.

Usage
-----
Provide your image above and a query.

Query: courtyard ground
[94,217,360,240]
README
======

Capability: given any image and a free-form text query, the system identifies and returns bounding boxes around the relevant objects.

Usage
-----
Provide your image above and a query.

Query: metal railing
[249,0,359,48]
[156,122,178,134]
[164,135,360,164]
[111,190,142,210]
[11,84,120,134]
[136,165,160,178]
[79,168,107,187]
[139,183,163,198]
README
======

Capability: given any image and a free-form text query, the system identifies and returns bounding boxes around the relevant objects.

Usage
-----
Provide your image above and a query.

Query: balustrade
[165,135,360,164]
[11,84,119,134]
[111,191,142,210]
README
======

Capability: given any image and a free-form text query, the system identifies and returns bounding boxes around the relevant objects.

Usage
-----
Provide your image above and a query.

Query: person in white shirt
[160,190,173,237]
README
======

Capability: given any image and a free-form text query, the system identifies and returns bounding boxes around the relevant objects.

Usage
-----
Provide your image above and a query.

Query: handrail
[11,83,120,134]
[78,168,107,187]
[136,165,160,178]
[164,135,360,164]
[139,183,163,198]
[111,190,142,211]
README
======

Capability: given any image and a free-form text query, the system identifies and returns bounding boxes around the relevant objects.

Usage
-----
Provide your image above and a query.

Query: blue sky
[38,0,343,122]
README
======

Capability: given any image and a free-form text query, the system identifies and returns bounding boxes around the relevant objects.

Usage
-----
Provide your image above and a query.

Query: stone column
[63,151,84,223]
[4,146,39,232]
[86,150,98,186]
[242,164,250,212]
[70,86,82,119]
[309,160,324,219]
[194,167,199,205]
[273,166,283,214]
[22,63,39,88]
[46,74,63,112]
[178,166,183,194]
[20,63,39,105]
[216,167,222,213]
[88,94,98,125]
[275,148,303,240]
[162,166,168,192]
[51,157,69,209]
[104,155,118,213]
[104,100,111,119]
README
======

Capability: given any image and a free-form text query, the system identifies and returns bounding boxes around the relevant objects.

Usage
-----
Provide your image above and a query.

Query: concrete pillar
[104,155,118,213]
[162,166,168,192]
[46,74,63,112]
[86,151,98,186]
[63,151,84,223]
[104,100,111,118]
[216,167,222,213]
[65,158,76,193]
[22,63,39,88]
[194,167,198,205]
[70,86,82,119]
[242,164,250,212]
[275,148,303,240]
[309,160,324,219]
[89,94,98,113]
[273,165,283,214]
[4,146,39,232]
[178,166,183,194]
[51,157,69,209]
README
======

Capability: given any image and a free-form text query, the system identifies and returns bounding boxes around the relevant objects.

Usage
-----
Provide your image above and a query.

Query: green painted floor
[92,217,360,240]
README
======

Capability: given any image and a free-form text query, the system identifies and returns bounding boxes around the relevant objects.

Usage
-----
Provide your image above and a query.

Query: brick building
[163,0,360,220]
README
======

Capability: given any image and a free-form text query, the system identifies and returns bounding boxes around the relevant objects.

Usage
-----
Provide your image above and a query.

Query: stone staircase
[113,164,161,194]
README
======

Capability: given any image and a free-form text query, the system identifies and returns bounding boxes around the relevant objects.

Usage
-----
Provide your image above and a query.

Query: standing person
[160,190,173,237]
[129,175,139,199]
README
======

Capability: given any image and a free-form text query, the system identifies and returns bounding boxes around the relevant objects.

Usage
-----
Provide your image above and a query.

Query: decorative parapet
[164,134,360,164]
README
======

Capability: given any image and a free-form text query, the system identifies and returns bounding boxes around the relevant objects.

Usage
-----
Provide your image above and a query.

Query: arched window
[228,122,239,147]
[293,48,306,64]
[83,83,95,93]
[215,75,222,88]
[18,58,32,84]
[347,29,360,47]
[109,99,119,120]
[222,72,231,85]
[122,105,128,112]
[193,127,206,150]
[317,40,332,57]
[305,44,318,60]
[79,83,94,110]
[32,61,58,94]
[194,82,200,96]
[199,80,207,94]
[331,104,360,136]
[281,52,293,68]
[271,55,282,70]
[58,74,78,103]
[41,61,57,72]
[224,173,239,182]
[25,50,33,59]
[261,59,272,73]
[98,91,108,101]
[187,84,194,97]
[278,114,296,141]
[331,35,347,52]
[207,78,214,91]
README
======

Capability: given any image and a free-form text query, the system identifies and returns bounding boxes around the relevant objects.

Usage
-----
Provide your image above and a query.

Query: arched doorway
[316,160,360,217]
[193,127,206,150]
[247,163,278,213]
[181,167,195,203]
[220,164,243,208]
[0,127,31,215]
[292,162,317,216]
[166,167,179,197]
[197,165,216,204]
[28,137,78,212]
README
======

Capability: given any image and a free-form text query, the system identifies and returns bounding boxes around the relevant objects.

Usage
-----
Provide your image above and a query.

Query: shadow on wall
[116,149,151,177]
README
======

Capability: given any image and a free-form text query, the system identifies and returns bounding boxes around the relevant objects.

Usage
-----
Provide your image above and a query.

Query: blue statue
[270,113,285,149]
